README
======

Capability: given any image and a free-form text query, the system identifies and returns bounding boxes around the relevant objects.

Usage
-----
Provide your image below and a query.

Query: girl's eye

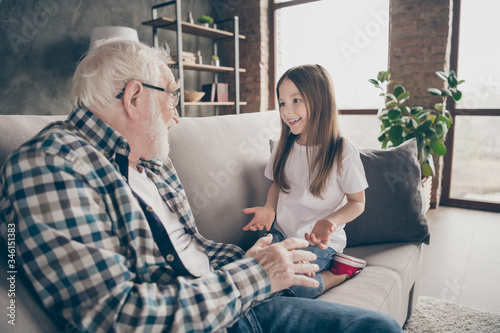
[279,102,286,107]
[293,98,301,103]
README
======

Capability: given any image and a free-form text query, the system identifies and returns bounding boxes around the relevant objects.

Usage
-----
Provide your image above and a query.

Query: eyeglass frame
[116,82,180,108]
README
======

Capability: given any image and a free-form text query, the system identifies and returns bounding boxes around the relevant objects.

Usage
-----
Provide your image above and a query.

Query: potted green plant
[211,55,219,67]
[369,70,464,178]
[197,15,214,27]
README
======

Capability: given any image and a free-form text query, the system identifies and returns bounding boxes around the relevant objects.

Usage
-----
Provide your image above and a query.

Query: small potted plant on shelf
[369,70,464,210]
[211,55,220,67]
[197,15,214,27]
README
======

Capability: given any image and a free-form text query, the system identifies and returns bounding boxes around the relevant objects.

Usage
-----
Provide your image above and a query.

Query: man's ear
[122,80,144,119]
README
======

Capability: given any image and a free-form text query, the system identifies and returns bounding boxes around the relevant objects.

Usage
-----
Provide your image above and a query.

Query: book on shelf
[171,51,196,64]
[201,83,228,102]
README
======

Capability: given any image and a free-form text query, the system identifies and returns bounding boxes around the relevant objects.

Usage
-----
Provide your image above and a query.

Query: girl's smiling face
[278,78,309,145]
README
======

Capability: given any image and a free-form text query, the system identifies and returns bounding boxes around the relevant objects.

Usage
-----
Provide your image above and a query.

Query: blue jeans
[234,296,402,332]
[268,227,336,299]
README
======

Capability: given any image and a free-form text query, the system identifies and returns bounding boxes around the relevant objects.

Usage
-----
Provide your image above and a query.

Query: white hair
[71,38,171,110]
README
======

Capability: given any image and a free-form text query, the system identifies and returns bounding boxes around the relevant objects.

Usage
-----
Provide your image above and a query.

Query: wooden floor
[419,206,500,314]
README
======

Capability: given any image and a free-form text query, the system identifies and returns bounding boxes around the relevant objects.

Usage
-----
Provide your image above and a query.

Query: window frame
[441,0,500,212]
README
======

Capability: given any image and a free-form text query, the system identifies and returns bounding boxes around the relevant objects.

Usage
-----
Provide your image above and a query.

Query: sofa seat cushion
[317,243,423,326]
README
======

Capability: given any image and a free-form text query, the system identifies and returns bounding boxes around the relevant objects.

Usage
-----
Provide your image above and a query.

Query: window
[273,0,389,110]
[443,0,500,210]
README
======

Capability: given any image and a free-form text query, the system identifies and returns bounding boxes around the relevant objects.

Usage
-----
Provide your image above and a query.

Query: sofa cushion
[345,139,429,247]
[318,242,423,326]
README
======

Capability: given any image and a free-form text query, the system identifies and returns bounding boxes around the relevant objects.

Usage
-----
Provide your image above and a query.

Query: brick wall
[231,0,270,113]
[388,0,453,207]
[389,0,453,106]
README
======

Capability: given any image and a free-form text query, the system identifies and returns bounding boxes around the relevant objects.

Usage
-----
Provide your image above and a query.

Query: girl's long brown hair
[273,64,344,198]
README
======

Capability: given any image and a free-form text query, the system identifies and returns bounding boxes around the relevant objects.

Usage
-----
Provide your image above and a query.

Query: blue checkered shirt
[0,107,271,332]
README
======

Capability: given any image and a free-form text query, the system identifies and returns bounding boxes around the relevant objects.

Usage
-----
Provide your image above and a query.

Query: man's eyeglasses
[116,82,180,108]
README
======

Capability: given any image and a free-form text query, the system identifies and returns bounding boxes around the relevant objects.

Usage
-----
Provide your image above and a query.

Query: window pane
[338,115,381,149]
[456,0,500,109]
[450,116,500,204]
[276,0,389,109]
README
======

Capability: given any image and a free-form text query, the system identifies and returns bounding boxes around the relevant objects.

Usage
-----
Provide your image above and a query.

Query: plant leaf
[411,106,424,114]
[382,71,390,82]
[425,127,436,137]
[378,71,390,82]
[388,125,404,146]
[430,140,447,156]
[417,110,432,120]
[451,89,462,101]
[418,119,433,131]
[393,85,405,98]
[428,88,442,96]
[441,89,452,97]
[406,119,418,129]
[436,71,448,81]
[421,162,434,177]
[388,108,402,121]
[398,92,411,103]
[386,93,397,103]
[369,79,379,86]
[448,74,458,87]
[438,115,451,129]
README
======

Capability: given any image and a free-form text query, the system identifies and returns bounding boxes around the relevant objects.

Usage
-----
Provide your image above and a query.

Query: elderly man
[0,39,401,332]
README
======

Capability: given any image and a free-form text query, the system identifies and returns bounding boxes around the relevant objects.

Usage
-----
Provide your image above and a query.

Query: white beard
[150,124,170,161]
[146,97,171,161]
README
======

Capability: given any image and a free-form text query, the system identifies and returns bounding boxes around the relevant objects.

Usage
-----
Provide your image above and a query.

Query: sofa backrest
[169,111,281,249]
[0,115,76,333]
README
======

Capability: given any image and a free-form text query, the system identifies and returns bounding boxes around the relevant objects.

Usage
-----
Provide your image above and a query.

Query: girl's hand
[242,207,275,231]
[305,219,337,250]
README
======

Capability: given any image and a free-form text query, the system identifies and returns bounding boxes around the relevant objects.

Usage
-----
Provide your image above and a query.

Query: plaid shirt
[0,107,271,333]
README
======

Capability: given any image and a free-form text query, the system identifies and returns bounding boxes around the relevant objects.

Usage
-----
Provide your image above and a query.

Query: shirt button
[146,206,153,212]
[119,143,126,149]
[166,254,175,262]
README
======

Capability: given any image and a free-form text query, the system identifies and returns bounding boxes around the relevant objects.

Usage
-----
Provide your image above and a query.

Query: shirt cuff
[221,257,271,313]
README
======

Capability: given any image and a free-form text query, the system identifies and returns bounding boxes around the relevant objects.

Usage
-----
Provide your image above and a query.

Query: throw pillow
[345,138,430,246]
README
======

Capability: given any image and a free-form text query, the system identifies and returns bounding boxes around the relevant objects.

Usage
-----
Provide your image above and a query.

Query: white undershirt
[128,166,212,276]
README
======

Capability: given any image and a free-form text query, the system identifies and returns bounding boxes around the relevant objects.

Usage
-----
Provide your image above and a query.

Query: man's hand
[305,219,337,250]
[242,207,275,231]
[245,234,320,294]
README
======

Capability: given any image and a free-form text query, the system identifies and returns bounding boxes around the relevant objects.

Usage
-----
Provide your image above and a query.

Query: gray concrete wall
[0,0,216,116]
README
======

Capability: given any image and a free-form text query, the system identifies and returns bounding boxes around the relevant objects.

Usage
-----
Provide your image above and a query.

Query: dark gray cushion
[345,139,430,247]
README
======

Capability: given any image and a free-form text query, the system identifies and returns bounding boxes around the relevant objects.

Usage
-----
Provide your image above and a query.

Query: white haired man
[0,39,402,332]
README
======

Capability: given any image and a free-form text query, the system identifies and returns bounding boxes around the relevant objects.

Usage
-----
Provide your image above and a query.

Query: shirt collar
[66,105,130,160]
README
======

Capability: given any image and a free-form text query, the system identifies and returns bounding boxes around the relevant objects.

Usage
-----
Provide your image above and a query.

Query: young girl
[243,64,368,298]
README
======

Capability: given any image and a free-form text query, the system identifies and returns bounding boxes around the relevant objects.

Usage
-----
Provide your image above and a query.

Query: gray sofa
[0,111,429,332]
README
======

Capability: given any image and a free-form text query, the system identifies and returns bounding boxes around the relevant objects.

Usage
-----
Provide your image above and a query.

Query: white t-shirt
[128,166,212,276]
[265,139,368,253]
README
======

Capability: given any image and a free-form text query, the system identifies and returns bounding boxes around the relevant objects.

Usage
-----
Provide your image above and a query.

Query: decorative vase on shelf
[187,11,194,24]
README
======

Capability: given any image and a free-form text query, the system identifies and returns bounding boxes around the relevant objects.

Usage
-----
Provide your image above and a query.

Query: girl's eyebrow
[280,92,302,98]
